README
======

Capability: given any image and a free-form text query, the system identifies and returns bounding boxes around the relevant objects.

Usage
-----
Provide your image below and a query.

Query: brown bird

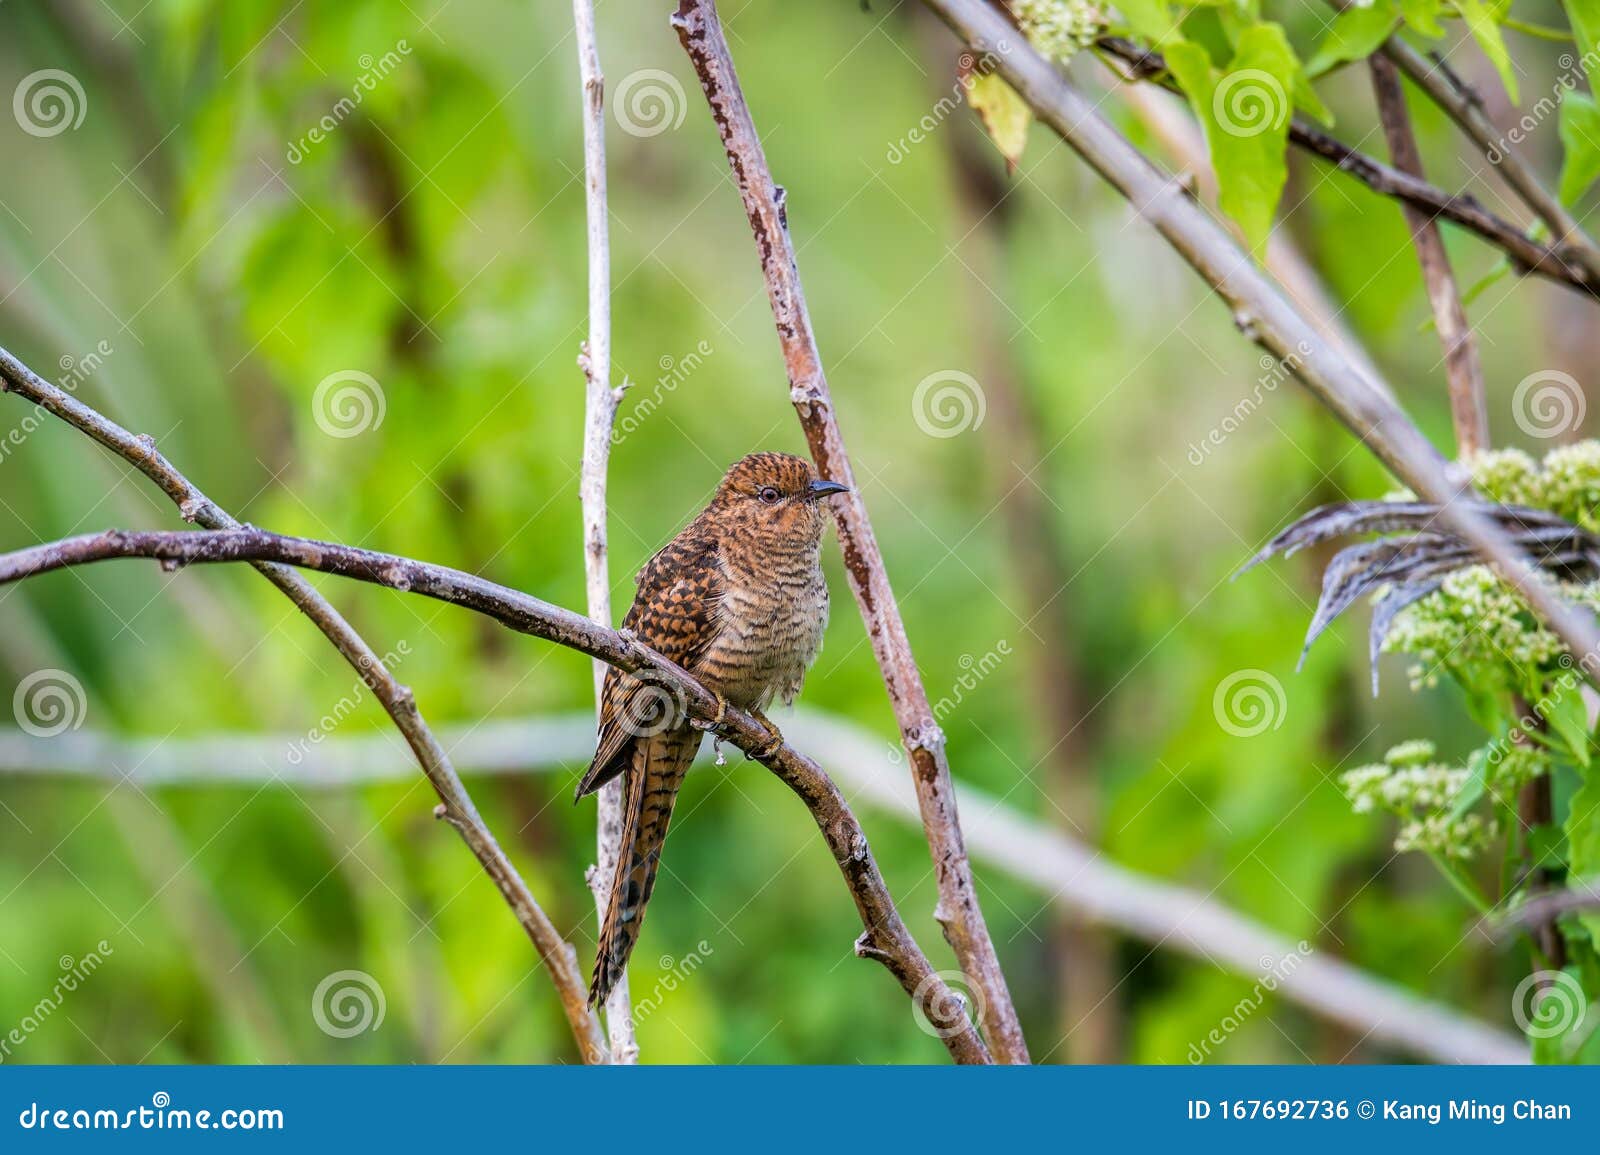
[576,452,848,1007]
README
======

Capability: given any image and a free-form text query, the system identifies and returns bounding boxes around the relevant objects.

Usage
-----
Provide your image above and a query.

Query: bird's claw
[692,691,732,733]
[747,709,785,761]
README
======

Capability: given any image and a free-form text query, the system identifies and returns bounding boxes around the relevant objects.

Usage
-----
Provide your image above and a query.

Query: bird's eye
[758,486,782,505]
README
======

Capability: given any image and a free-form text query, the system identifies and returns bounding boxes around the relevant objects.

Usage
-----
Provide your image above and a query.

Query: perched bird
[576,452,849,1007]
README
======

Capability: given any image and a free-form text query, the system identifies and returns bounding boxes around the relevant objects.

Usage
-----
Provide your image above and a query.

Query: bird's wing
[574,534,723,799]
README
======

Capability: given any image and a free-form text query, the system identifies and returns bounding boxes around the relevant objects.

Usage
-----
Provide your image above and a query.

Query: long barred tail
[589,726,698,1007]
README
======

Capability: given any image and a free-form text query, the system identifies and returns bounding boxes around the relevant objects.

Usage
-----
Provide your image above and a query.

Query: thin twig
[1377,31,1600,281]
[1369,53,1489,457]
[0,714,1532,1064]
[571,0,637,1064]
[920,0,1600,678]
[0,345,609,1066]
[0,523,994,1064]
[672,0,1028,1064]
[1095,36,1598,300]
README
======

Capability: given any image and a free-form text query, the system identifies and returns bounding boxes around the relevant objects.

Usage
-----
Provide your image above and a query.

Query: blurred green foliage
[0,0,1592,1063]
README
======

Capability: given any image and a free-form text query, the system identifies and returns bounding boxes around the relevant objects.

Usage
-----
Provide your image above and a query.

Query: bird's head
[708,452,849,549]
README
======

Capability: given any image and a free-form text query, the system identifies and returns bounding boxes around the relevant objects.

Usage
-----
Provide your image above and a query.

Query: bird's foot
[692,691,732,734]
[748,708,785,761]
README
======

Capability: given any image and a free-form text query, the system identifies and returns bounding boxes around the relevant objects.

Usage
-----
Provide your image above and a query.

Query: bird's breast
[696,556,828,709]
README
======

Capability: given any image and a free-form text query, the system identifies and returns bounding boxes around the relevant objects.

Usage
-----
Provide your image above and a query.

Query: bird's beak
[808,478,850,501]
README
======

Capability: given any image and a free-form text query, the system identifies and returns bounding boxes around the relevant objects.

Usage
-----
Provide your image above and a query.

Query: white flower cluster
[1015,0,1105,62]
[1467,443,1600,529]
[1340,741,1499,859]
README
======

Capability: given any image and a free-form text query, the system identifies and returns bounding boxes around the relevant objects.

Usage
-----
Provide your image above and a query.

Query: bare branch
[0,522,993,1064]
[0,714,1531,1064]
[571,0,637,1064]
[1376,33,1600,282]
[920,0,1600,678]
[1095,37,1598,301]
[671,0,1028,1062]
[0,344,609,1066]
[1369,53,1489,456]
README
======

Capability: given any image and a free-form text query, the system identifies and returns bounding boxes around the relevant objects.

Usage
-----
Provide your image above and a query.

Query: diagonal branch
[1094,36,1598,300]
[1368,52,1489,457]
[1376,32,1600,282]
[0,344,609,1065]
[672,0,1028,1063]
[920,0,1600,678]
[0,523,994,1065]
[571,0,637,1064]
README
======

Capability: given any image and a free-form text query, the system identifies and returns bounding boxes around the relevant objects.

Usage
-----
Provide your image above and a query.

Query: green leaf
[1291,69,1335,126]
[1166,26,1297,254]
[1527,823,1568,870]
[1452,745,1492,817]
[1568,773,1600,944]
[1562,0,1600,80]
[1117,0,1177,43]
[1455,0,1520,102]
[1559,93,1600,205]
[1545,685,1594,767]
[1307,0,1400,78]
[1400,0,1446,37]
